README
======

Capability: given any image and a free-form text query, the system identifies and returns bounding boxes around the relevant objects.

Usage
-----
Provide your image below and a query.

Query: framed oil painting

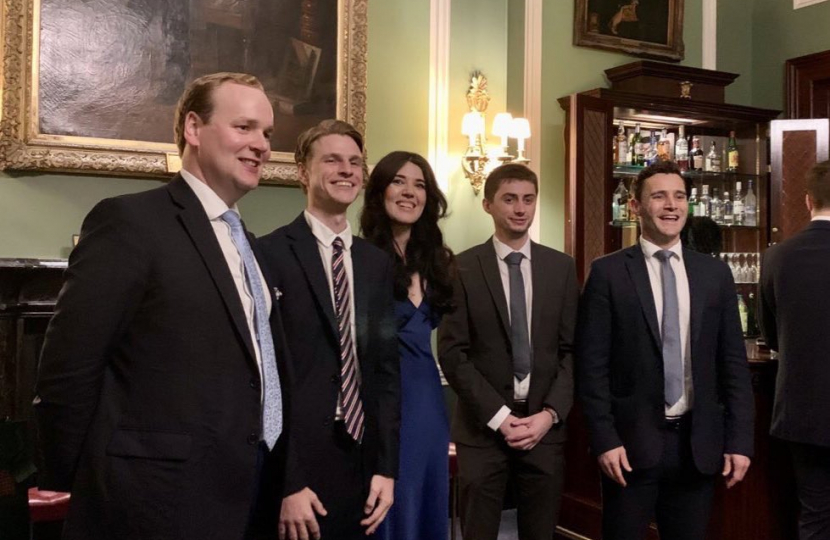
[574,0,685,62]
[0,0,368,185]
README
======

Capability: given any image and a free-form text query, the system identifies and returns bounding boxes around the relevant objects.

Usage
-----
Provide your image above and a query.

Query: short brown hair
[294,119,365,167]
[173,72,264,155]
[483,163,538,201]
[807,160,830,210]
[630,160,690,201]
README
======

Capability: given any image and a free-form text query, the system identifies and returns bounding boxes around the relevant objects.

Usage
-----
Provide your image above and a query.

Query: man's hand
[598,446,632,487]
[498,414,523,441]
[722,454,751,488]
[504,412,554,451]
[279,487,327,540]
[360,475,395,535]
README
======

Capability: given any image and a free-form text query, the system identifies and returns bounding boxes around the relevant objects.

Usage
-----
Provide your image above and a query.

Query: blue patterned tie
[654,249,683,406]
[221,210,283,449]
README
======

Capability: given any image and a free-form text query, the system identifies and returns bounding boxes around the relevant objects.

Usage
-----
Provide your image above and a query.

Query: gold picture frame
[0,0,368,186]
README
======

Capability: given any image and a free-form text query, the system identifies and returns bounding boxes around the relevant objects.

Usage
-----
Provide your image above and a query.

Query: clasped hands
[278,475,394,540]
[498,411,555,451]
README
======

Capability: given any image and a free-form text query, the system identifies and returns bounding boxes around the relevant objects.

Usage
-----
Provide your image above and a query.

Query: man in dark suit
[438,164,578,540]
[34,73,288,540]
[759,160,830,540]
[577,160,754,540]
[257,120,400,540]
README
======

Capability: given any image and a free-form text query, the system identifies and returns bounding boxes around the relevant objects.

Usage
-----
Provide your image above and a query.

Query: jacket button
[247,433,258,445]
[250,379,259,390]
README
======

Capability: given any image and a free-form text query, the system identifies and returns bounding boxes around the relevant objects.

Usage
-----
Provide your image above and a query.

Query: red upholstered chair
[28,488,70,523]
[448,442,458,540]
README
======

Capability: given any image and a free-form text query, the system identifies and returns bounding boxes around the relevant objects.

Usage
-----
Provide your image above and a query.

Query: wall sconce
[461,72,530,194]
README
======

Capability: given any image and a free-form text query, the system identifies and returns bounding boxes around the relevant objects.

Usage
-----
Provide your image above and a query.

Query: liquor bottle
[615,122,629,165]
[625,129,634,164]
[688,187,699,217]
[699,185,711,217]
[733,181,745,225]
[705,142,722,172]
[744,179,757,226]
[675,125,689,172]
[612,179,630,222]
[632,124,645,166]
[747,291,761,337]
[727,131,739,172]
[737,293,749,335]
[645,130,658,165]
[657,128,672,161]
[722,191,734,226]
[711,188,723,223]
[690,136,704,171]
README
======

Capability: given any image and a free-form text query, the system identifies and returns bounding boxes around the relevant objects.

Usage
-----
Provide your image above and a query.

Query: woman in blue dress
[360,151,456,540]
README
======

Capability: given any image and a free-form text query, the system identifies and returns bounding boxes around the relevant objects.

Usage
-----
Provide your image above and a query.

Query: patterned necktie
[505,252,532,381]
[332,237,365,442]
[654,249,683,407]
[221,210,283,449]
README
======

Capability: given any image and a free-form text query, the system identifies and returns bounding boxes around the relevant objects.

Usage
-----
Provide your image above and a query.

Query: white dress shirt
[487,236,534,431]
[812,215,830,222]
[639,236,694,416]
[303,210,359,419]
[180,170,271,400]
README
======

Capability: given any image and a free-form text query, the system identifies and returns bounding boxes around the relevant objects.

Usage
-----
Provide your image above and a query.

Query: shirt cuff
[487,406,512,432]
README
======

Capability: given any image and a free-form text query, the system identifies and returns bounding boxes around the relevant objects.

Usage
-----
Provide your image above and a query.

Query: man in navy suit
[760,160,830,540]
[35,72,289,540]
[577,160,754,540]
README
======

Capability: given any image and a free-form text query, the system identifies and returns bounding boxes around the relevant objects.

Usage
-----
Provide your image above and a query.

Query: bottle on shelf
[733,181,745,225]
[675,125,689,172]
[722,191,734,226]
[727,130,740,172]
[632,123,645,166]
[657,128,672,161]
[612,179,630,222]
[688,187,699,216]
[746,291,761,337]
[744,178,757,226]
[699,185,711,217]
[615,122,629,165]
[645,130,658,165]
[625,128,634,164]
[705,141,722,172]
[690,135,704,171]
[711,188,723,223]
[737,293,749,335]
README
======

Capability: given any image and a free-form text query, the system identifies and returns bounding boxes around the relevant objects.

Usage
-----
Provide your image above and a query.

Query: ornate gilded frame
[0,0,368,185]
[573,0,685,62]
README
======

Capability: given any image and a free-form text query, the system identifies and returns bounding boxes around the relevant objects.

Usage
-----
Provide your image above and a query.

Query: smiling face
[483,179,537,244]
[631,172,688,248]
[183,81,273,206]
[299,134,364,218]
[383,161,427,228]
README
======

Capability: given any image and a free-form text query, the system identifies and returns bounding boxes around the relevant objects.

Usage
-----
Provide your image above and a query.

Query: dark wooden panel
[786,49,830,119]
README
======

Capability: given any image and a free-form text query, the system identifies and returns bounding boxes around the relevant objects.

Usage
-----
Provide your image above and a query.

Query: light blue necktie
[221,210,283,449]
[654,249,684,407]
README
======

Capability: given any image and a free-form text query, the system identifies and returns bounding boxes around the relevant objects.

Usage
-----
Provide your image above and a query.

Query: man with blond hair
[35,72,289,540]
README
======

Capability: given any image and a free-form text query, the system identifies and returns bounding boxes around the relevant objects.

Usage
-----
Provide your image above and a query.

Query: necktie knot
[505,252,524,266]
[333,236,345,252]
[654,249,674,263]
[221,210,242,231]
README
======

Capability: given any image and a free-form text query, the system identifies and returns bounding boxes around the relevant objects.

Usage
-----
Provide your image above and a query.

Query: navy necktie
[654,249,683,407]
[221,210,283,449]
[505,252,531,381]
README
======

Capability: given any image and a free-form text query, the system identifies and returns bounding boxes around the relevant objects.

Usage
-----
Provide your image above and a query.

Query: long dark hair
[360,151,456,314]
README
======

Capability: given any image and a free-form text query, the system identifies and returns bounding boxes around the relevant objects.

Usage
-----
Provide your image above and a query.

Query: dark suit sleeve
[576,262,624,455]
[543,259,579,423]
[35,198,150,491]
[438,270,509,429]
[758,249,778,351]
[373,255,401,478]
[716,265,755,457]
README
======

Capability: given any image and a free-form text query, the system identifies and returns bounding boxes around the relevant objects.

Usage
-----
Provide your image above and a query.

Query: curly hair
[360,151,456,315]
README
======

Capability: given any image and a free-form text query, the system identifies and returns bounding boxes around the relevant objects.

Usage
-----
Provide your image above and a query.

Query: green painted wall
[719,0,755,105]
[751,0,830,111]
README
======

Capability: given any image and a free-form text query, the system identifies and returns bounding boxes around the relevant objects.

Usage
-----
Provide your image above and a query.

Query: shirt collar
[639,236,684,262]
[304,210,353,249]
[180,169,238,220]
[812,215,830,222]
[492,235,532,261]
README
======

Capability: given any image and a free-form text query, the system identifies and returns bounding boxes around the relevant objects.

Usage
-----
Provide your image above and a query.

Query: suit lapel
[529,242,545,347]
[286,215,339,342]
[478,240,511,338]
[351,240,370,362]
[624,246,662,350]
[684,249,707,350]
[167,177,257,363]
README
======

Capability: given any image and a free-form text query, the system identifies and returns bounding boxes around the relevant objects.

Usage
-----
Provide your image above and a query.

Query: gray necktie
[654,249,683,407]
[505,252,531,381]
[221,210,283,449]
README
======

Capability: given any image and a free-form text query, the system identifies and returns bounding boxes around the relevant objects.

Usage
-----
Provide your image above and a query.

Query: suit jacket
[35,176,291,540]
[576,244,755,475]
[437,239,578,447]
[256,214,400,498]
[759,220,830,447]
